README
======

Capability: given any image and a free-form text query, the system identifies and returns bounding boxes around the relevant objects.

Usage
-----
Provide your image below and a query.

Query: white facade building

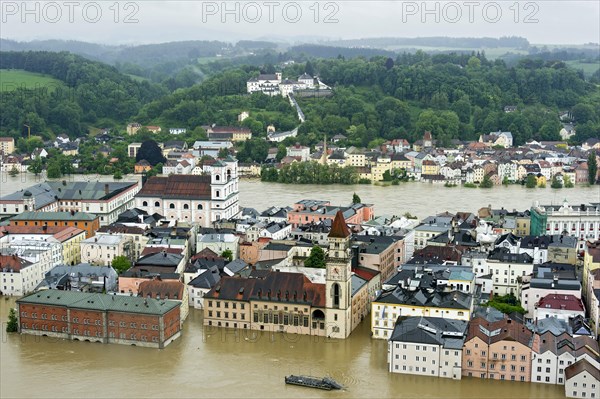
[80,234,133,266]
[135,157,240,227]
[388,316,467,379]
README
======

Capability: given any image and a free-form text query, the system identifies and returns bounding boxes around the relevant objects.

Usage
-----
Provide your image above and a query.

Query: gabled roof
[137,175,211,199]
[538,294,584,312]
[565,358,600,381]
[0,254,32,272]
[138,279,185,300]
[188,266,221,289]
[205,271,325,307]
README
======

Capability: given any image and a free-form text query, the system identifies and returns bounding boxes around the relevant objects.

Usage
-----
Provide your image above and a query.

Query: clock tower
[325,211,353,338]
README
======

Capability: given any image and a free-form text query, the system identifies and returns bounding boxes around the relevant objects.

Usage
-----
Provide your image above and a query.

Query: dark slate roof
[389,316,468,349]
[135,252,183,267]
[188,266,221,289]
[225,259,248,274]
[488,247,533,263]
[375,286,472,310]
[1,181,137,208]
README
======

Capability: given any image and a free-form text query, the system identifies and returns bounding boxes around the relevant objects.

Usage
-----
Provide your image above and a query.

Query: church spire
[329,211,350,238]
[320,135,328,165]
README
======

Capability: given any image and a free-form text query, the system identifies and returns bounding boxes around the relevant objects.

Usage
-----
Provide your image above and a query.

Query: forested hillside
[1,50,598,148]
[0,51,165,138]
[136,52,600,149]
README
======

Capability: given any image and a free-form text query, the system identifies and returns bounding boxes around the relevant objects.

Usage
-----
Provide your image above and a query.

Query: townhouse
[388,316,468,379]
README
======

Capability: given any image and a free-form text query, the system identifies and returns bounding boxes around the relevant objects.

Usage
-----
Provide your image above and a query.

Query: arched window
[142,201,148,207]
[215,191,220,198]
[197,204,203,210]
[183,204,189,210]
[332,283,340,308]
[154,201,160,207]
[169,203,175,209]
[215,174,220,181]
[24,205,28,211]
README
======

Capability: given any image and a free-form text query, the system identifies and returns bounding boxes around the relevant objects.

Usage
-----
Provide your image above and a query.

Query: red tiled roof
[538,294,584,312]
[206,271,325,307]
[352,267,380,282]
[466,316,533,348]
[329,211,350,238]
[138,279,185,300]
[0,225,84,240]
[0,255,32,272]
[137,175,211,199]
[191,248,224,262]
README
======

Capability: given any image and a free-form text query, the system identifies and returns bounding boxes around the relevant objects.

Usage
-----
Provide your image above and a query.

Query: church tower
[325,211,353,338]
[319,135,328,165]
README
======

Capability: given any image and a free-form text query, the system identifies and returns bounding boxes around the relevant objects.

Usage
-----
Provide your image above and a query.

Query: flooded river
[0,173,596,397]
[0,298,565,398]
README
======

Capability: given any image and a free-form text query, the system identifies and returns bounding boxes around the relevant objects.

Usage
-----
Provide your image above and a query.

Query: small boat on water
[284,375,343,390]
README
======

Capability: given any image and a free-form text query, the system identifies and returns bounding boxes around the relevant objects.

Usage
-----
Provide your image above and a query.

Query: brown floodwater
[0,173,590,397]
[1,298,565,398]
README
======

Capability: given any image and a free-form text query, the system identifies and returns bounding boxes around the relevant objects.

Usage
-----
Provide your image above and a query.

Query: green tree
[276,144,287,162]
[8,166,19,177]
[352,192,361,204]
[550,175,563,189]
[221,249,233,262]
[111,256,132,275]
[486,294,525,315]
[136,140,166,166]
[467,56,481,69]
[46,160,62,178]
[588,152,598,184]
[27,157,44,175]
[382,170,393,182]
[479,174,493,188]
[304,245,326,268]
[525,174,537,188]
[502,176,510,185]
[218,148,229,158]
[6,308,18,332]
[564,174,574,188]
[113,170,123,180]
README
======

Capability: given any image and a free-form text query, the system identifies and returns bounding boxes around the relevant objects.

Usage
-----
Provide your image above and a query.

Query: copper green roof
[17,289,179,315]
[11,212,97,221]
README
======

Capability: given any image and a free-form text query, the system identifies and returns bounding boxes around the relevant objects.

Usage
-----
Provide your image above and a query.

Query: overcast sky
[1,1,599,45]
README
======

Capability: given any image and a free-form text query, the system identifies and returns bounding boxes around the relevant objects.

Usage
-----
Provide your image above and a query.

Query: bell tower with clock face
[325,211,353,339]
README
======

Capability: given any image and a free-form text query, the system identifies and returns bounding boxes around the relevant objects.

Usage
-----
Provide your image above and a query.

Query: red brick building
[17,290,180,348]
